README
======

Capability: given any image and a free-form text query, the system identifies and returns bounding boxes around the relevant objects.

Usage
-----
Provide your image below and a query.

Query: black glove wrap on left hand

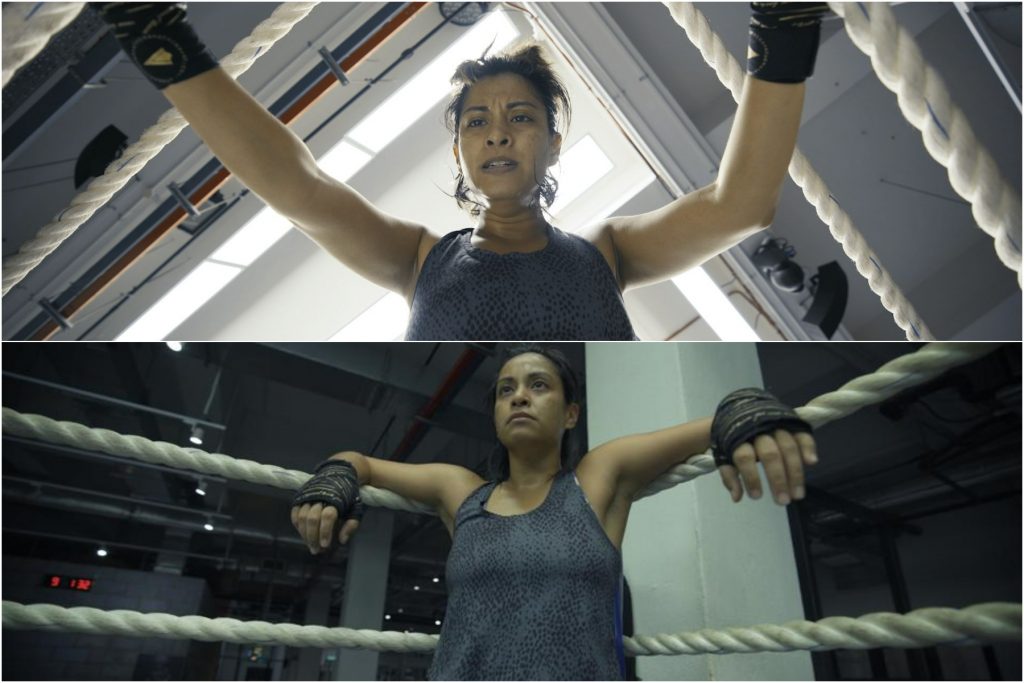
[711,388,812,468]
[291,459,365,522]
[748,3,830,83]
[91,3,219,89]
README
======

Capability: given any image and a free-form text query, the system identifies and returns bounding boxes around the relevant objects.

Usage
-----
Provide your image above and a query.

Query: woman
[96,3,827,340]
[291,346,818,679]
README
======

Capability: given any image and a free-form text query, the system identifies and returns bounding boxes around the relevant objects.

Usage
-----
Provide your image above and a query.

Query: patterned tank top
[427,469,626,680]
[405,227,637,340]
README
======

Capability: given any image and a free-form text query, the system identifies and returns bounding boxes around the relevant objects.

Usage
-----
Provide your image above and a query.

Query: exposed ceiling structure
[2,3,1021,341]
[3,342,1020,635]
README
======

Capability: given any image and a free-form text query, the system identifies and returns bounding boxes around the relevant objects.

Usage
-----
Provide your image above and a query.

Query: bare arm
[163,68,431,299]
[590,77,805,289]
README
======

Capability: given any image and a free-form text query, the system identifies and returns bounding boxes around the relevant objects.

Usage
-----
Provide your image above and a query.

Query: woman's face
[493,353,578,450]
[454,73,562,210]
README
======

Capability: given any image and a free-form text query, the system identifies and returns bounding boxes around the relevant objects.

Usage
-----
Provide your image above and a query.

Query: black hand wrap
[92,3,219,90]
[747,3,830,83]
[292,459,366,522]
[710,388,812,468]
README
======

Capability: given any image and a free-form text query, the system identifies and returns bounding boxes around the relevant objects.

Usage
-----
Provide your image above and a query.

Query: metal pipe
[3,474,232,520]
[954,1,1021,112]
[3,371,226,430]
[3,434,228,483]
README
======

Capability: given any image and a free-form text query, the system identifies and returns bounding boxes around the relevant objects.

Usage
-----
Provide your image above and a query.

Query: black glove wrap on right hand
[91,3,219,89]
[747,3,830,83]
[710,388,812,468]
[292,459,366,522]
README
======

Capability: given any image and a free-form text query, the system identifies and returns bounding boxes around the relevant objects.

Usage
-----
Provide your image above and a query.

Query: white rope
[1,2,318,297]
[663,2,932,341]
[2,3,86,87]
[3,600,1018,655]
[0,406,434,516]
[635,342,998,498]
[830,2,1023,287]
[2,342,999,509]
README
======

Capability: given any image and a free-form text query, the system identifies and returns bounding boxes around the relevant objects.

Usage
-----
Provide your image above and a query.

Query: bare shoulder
[435,464,486,538]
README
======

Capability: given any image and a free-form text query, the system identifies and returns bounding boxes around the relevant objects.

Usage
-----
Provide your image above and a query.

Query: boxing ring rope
[1,342,1000,511]
[665,2,931,341]
[3,342,1019,655]
[3,600,1019,657]
[1,2,86,87]
[830,2,1023,287]
[0,2,319,297]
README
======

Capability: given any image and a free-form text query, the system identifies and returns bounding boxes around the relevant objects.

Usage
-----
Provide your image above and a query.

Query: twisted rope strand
[633,342,997,498]
[3,601,1017,656]
[829,2,1022,287]
[663,2,932,340]
[2,343,998,509]
[0,406,433,515]
[1,3,318,297]
[1,3,86,87]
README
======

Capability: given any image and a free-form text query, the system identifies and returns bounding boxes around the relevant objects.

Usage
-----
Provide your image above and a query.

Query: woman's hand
[290,459,365,554]
[717,429,817,505]
[291,502,362,554]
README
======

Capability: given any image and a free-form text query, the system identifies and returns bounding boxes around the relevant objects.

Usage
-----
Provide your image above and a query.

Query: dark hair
[485,344,583,482]
[444,42,572,217]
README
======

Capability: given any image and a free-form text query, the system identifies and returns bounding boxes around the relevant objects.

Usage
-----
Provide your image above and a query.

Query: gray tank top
[406,227,637,340]
[427,469,626,680]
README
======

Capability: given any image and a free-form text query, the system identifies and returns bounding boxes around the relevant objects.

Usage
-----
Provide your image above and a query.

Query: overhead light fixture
[671,267,760,341]
[96,547,108,557]
[384,614,392,621]
[195,479,207,496]
[397,608,404,614]
[413,585,420,591]
[166,341,183,352]
[435,619,442,626]
[189,425,204,446]
[329,293,409,341]
[203,518,214,532]
[432,577,440,583]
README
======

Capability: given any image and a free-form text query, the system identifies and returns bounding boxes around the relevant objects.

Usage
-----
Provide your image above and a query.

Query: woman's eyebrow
[464,101,538,114]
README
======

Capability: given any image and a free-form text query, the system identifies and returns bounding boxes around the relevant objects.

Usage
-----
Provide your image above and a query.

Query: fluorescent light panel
[347,12,518,152]
[209,207,292,266]
[329,292,409,341]
[116,261,242,341]
[548,135,614,216]
[671,268,760,341]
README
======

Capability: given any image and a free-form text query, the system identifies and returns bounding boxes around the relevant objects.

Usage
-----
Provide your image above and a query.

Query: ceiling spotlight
[189,425,204,446]
[96,547,108,557]
[384,614,391,621]
[166,341,183,352]
[203,519,214,532]
[413,585,420,591]
[397,608,404,614]
[432,577,440,583]
[751,237,849,339]
[195,479,207,496]
[752,237,804,292]
[435,619,442,626]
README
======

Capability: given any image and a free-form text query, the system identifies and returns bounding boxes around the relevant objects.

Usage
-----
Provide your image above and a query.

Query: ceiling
[2,2,1020,341]
[3,341,1020,630]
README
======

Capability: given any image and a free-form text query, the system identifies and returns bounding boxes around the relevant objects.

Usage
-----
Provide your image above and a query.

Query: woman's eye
[512,114,532,123]
[467,118,485,128]
[498,385,512,396]
[532,380,547,390]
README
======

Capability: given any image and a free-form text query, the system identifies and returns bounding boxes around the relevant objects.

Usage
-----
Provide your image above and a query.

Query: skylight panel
[672,268,760,341]
[548,135,614,216]
[347,12,519,153]
[209,207,292,267]
[329,292,409,341]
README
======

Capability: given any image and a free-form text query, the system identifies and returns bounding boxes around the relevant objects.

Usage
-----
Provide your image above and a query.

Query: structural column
[292,582,332,680]
[586,343,812,681]
[332,507,395,680]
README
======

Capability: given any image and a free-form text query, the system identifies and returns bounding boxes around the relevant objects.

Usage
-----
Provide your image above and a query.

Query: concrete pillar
[293,583,332,680]
[153,528,192,575]
[332,507,395,680]
[585,343,813,681]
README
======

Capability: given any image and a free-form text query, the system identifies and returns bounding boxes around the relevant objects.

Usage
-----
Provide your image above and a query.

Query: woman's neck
[474,203,549,244]
[504,446,561,493]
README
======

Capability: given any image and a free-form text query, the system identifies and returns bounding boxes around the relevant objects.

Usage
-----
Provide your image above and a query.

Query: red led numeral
[48,576,62,588]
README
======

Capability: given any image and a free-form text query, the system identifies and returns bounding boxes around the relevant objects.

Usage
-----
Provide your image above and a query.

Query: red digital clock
[43,575,94,591]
